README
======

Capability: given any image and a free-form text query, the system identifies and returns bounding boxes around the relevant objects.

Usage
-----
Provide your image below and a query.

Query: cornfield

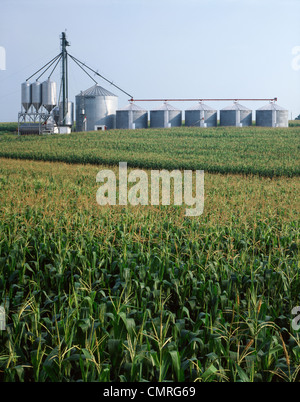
[0,126,299,382]
[0,126,299,176]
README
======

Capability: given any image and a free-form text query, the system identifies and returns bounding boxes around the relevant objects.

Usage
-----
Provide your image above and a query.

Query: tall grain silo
[116,103,148,129]
[42,79,57,112]
[59,101,74,127]
[31,81,42,112]
[21,82,32,112]
[185,102,217,127]
[256,103,288,127]
[220,102,252,127]
[150,102,182,128]
[75,84,118,131]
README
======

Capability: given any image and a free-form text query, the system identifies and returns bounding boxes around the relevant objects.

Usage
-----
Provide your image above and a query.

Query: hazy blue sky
[0,0,299,121]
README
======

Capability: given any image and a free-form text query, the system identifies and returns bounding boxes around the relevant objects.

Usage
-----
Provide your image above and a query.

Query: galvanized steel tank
[116,103,148,129]
[31,81,42,112]
[59,101,74,127]
[75,84,118,131]
[256,102,288,127]
[21,82,32,112]
[220,102,252,127]
[185,102,217,127]
[150,102,182,128]
[52,106,60,125]
[42,79,57,112]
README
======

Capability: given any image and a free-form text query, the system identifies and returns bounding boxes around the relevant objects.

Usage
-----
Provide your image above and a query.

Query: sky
[0,0,299,122]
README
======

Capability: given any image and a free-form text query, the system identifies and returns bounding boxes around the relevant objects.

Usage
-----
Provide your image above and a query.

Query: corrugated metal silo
[75,84,118,131]
[185,102,217,127]
[116,103,148,129]
[256,103,288,127]
[42,79,57,112]
[31,81,42,112]
[150,102,182,128]
[21,82,32,112]
[220,102,252,127]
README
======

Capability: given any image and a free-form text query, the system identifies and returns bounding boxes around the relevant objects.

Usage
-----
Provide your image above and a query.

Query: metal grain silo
[220,102,252,127]
[21,82,32,112]
[75,84,118,131]
[185,102,217,127]
[116,103,148,129]
[256,103,288,127]
[42,79,57,112]
[59,101,74,127]
[31,81,42,112]
[53,106,60,125]
[150,102,182,128]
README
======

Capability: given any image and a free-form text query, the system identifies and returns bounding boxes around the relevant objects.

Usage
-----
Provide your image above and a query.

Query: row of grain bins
[75,84,289,131]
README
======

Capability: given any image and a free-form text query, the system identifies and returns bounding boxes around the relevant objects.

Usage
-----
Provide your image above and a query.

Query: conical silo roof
[118,102,147,111]
[151,102,180,111]
[221,102,250,111]
[77,84,117,97]
[186,102,216,111]
[257,103,287,111]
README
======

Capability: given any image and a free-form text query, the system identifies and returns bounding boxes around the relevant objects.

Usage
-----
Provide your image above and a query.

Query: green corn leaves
[0,144,299,381]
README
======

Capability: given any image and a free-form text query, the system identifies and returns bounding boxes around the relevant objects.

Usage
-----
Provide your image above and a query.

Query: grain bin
[256,102,288,127]
[220,102,252,127]
[31,81,42,112]
[116,102,148,129]
[21,82,32,112]
[53,106,60,125]
[75,84,118,131]
[150,102,182,128]
[42,79,57,112]
[185,102,217,127]
[58,101,74,127]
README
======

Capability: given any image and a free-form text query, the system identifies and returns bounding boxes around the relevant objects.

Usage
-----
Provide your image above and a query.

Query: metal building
[116,102,148,129]
[256,102,288,127]
[185,102,217,127]
[150,102,182,128]
[220,102,252,127]
[75,84,118,131]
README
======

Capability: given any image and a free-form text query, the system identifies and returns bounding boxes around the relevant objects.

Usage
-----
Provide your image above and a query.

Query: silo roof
[186,102,216,111]
[151,102,180,111]
[221,102,250,111]
[77,84,117,97]
[256,103,287,111]
[118,102,147,111]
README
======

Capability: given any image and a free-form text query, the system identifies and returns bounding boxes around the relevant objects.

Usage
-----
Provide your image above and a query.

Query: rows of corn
[0,147,299,381]
[0,126,299,177]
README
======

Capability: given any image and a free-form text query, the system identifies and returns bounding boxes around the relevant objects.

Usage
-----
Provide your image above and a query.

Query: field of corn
[0,125,300,177]
[0,125,299,382]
